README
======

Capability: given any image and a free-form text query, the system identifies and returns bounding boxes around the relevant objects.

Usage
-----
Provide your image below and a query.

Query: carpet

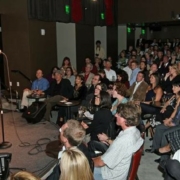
[0,111,59,178]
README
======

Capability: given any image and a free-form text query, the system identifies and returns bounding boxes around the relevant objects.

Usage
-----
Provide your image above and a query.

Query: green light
[101,13,105,20]
[127,27,131,33]
[141,29,146,34]
[65,5,70,14]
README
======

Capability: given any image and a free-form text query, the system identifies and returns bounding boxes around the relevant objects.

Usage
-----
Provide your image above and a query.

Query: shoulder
[42,78,49,82]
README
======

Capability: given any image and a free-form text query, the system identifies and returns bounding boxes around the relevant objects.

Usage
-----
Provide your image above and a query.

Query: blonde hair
[171,64,180,75]
[60,147,93,180]
[9,171,40,180]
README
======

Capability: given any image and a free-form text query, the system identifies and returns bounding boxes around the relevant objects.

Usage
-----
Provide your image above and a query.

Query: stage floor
[0,111,59,178]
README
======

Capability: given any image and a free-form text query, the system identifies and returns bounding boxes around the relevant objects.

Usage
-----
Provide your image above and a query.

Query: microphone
[0,50,2,54]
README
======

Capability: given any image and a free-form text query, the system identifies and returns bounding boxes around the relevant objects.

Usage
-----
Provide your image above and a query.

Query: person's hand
[134,100,140,105]
[160,108,166,113]
[24,88,30,92]
[36,90,43,95]
[97,133,108,142]
[163,118,172,127]
[81,121,89,129]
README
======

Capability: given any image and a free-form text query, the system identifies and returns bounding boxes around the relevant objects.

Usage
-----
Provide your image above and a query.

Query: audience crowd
[15,37,180,180]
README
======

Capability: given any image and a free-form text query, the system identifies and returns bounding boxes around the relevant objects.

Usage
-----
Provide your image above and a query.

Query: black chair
[0,153,12,180]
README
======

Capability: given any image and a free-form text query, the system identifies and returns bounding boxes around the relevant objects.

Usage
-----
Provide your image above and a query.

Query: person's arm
[93,156,105,167]
[164,98,180,126]
[161,95,175,113]
[41,79,49,91]
[154,87,163,102]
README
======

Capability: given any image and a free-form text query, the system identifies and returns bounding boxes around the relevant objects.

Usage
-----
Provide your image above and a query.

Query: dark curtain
[27,0,116,26]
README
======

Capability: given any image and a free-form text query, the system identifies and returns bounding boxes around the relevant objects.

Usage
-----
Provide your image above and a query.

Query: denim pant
[94,167,104,180]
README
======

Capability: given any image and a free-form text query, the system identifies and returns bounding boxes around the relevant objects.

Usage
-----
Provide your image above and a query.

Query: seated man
[20,69,49,110]
[46,120,93,180]
[43,70,73,122]
[126,71,148,102]
[104,60,117,82]
[93,103,144,180]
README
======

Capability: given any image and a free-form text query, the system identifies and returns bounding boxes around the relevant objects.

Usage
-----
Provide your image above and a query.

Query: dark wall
[107,26,118,63]
[29,20,57,77]
[118,0,180,23]
[76,24,94,72]
[0,0,57,95]
[147,26,180,41]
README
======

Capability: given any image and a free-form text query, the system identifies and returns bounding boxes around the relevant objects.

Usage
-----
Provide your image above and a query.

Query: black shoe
[154,149,171,156]
[149,137,153,141]
[154,158,160,163]
[145,149,153,153]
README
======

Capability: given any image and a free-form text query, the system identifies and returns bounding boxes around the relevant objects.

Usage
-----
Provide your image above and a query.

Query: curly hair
[114,82,127,97]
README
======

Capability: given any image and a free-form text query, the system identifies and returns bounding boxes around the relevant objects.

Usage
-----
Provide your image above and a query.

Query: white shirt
[104,69,117,81]
[123,66,132,81]
[101,127,144,180]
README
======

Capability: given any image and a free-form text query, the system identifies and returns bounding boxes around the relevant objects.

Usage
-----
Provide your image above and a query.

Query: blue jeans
[94,167,104,180]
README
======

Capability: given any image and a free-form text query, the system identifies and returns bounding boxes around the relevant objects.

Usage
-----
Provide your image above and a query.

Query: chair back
[127,145,143,180]
[0,153,11,180]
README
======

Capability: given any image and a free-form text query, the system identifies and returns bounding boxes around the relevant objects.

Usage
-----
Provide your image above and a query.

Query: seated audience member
[64,67,75,86]
[81,91,112,142]
[94,57,103,71]
[117,50,127,69]
[140,73,163,115]
[60,57,71,72]
[95,40,105,60]
[98,69,110,87]
[161,64,180,96]
[82,57,98,74]
[82,83,107,115]
[126,71,148,102]
[130,60,140,86]
[139,60,148,74]
[170,52,177,65]
[81,63,95,87]
[60,147,93,180]
[93,103,144,180]
[58,75,87,125]
[84,74,101,105]
[61,57,77,75]
[144,63,159,84]
[123,58,133,81]
[158,55,171,75]
[165,158,180,180]
[72,75,87,101]
[43,70,73,121]
[21,69,49,111]
[116,69,130,88]
[46,120,93,180]
[104,60,117,81]
[111,82,128,115]
[46,66,60,83]
[154,50,163,67]
[9,171,40,180]
[146,81,180,157]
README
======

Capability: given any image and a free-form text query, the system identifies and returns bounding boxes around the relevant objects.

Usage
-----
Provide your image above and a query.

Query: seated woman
[60,147,93,180]
[140,72,163,115]
[111,82,128,115]
[145,81,180,160]
[57,75,87,126]
[161,64,180,97]
[64,67,75,86]
[116,69,129,89]
[98,69,110,87]
[81,91,112,142]
[46,66,60,83]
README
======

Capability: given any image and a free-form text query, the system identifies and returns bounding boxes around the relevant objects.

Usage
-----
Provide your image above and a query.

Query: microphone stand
[0,50,12,149]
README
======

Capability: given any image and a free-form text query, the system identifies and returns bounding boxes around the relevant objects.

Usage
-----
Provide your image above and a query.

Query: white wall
[135,27,142,47]
[94,26,107,58]
[118,25,127,53]
[56,23,76,68]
